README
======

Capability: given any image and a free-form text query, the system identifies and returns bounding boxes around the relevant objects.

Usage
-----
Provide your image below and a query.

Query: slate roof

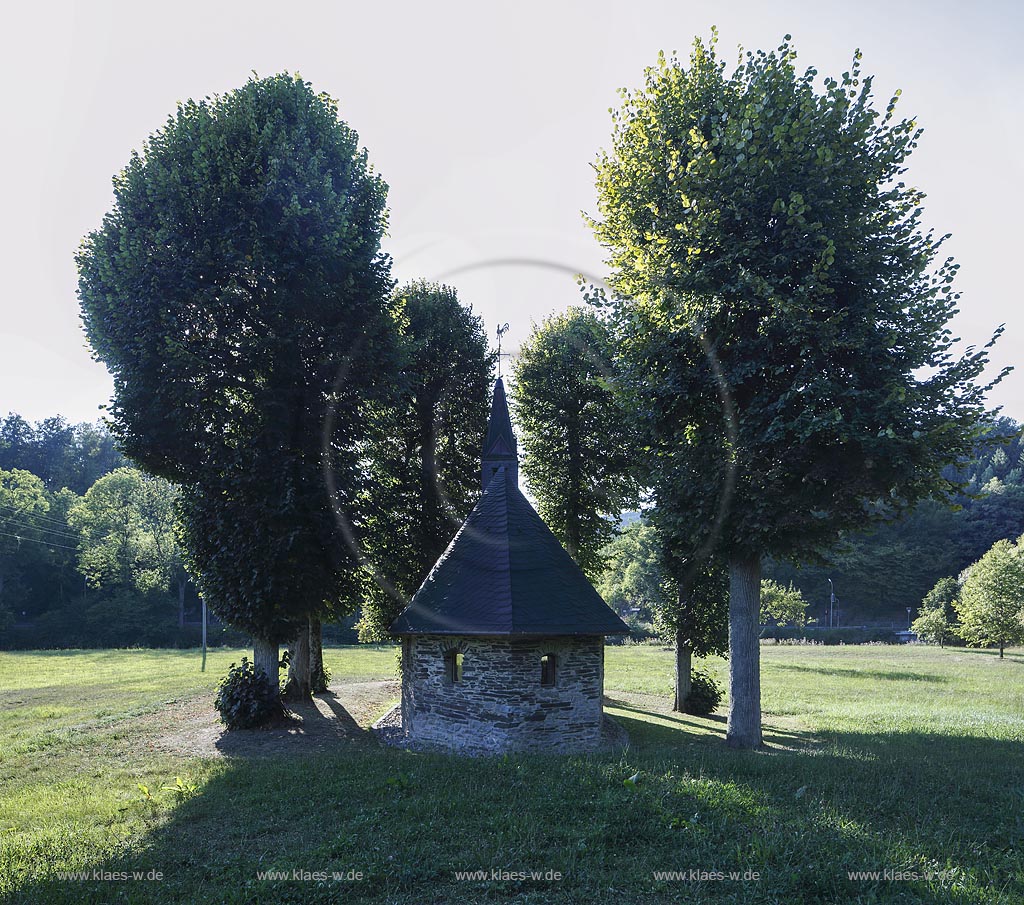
[390,470,629,637]
[482,378,517,459]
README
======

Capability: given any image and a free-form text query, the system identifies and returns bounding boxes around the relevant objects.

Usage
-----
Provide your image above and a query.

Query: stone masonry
[399,634,605,754]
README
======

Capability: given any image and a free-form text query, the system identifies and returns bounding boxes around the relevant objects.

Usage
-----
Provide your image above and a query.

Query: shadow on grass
[771,663,949,682]
[608,707,820,753]
[605,701,724,737]
[212,691,369,758]
[318,691,367,736]
[943,648,1024,662]
[11,703,1023,905]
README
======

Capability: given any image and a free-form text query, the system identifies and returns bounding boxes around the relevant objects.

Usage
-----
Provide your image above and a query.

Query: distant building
[379,379,629,755]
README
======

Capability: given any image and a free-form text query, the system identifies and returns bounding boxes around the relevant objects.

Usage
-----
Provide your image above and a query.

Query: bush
[625,617,659,641]
[214,657,285,730]
[685,667,723,716]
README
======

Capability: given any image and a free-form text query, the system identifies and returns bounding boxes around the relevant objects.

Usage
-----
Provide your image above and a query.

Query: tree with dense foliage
[76,74,397,690]
[598,518,727,711]
[954,479,1024,567]
[0,416,125,494]
[759,579,807,627]
[512,307,639,580]
[956,538,1024,658]
[592,34,1005,747]
[68,468,180,595]
[0,469,51,614]
[765,420,1024,622]
[912,576,960,647]
[598,521,666,622]
[357,282,493,641]
[658,552,729,712]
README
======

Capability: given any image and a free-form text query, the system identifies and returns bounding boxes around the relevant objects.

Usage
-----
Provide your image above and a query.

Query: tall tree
[67,467,181,594]
[358,282,493,641]
[0,469,51,610]
[759,579,807,627]
[69,422,128,494]
[956,538,1024,658]
[598,521,665,622]
[0,416,126,494]
[76,74,397,689]
[592,34,1005,747]
[512,307,639,580]
[654,519,729,712]
[0,417,38,479]
[597,519,728,711]
[912,575,960,647]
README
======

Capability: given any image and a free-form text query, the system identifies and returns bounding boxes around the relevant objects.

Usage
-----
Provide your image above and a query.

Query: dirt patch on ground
[140,680,399,758]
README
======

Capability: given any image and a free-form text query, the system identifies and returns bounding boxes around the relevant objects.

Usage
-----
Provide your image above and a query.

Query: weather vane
[496,322,510,378]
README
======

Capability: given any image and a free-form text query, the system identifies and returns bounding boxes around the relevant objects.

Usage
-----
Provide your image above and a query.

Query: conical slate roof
[482,378,516,458]
[390,468,629,636]
[390,378,628,637]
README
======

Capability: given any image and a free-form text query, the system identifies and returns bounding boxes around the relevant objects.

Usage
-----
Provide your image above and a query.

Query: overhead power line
[0,516,80,542]
[0,502,78,530]
[0,530,78,552]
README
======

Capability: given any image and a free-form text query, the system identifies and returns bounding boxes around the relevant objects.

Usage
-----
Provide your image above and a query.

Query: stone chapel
[382,378,629,754]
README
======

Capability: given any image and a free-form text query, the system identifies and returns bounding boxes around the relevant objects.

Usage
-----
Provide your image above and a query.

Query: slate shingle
[391,379,628,637]
[390,466,629,637]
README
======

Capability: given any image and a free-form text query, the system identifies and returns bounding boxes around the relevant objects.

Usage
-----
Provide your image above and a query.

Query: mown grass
[1,643,1021,904]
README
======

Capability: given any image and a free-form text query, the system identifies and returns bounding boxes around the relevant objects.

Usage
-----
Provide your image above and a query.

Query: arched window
[444,650,463,684]
[540,653,557,687]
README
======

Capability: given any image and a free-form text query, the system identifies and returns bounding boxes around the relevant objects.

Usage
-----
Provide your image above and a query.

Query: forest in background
[0,415,242,649]
[1,411,1022,648]
[764,417,1024,624]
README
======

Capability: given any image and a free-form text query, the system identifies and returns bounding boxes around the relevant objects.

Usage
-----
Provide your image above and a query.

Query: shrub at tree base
[214,658,285,730]
[684,668,723,716]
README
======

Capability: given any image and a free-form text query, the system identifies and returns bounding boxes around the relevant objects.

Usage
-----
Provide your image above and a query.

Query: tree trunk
[253,637,279,687]
[284,622,311,699]
[673,630,692,713]
[177,579,186,629]
[1000,641,1004,659]
[726,552,763,750]
[309,617,327,693]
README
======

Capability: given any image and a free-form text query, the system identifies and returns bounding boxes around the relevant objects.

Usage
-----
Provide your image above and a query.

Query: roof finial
[496,322,510,378]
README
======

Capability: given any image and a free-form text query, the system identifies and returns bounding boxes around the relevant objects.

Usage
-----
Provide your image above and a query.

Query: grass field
[1,643,1021,903]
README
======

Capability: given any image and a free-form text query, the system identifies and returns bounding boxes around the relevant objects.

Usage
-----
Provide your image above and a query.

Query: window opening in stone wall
[540,653,557,686]
[445,650,463,683]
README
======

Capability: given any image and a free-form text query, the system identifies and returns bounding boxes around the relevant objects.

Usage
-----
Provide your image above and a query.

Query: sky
[1,0,1021,425]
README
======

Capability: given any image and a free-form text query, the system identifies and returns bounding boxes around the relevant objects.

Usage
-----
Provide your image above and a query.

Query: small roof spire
[481,378,518,490]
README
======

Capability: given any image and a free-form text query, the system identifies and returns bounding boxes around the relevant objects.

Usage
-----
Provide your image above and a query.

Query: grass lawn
[0,642,1021,903]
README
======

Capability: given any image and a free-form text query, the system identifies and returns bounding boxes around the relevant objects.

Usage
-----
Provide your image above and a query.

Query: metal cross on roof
[496,322,511,378]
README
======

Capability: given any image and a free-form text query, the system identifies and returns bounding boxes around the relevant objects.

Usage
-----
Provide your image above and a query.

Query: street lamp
[906,607,912,630]
[828,578,835,628]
